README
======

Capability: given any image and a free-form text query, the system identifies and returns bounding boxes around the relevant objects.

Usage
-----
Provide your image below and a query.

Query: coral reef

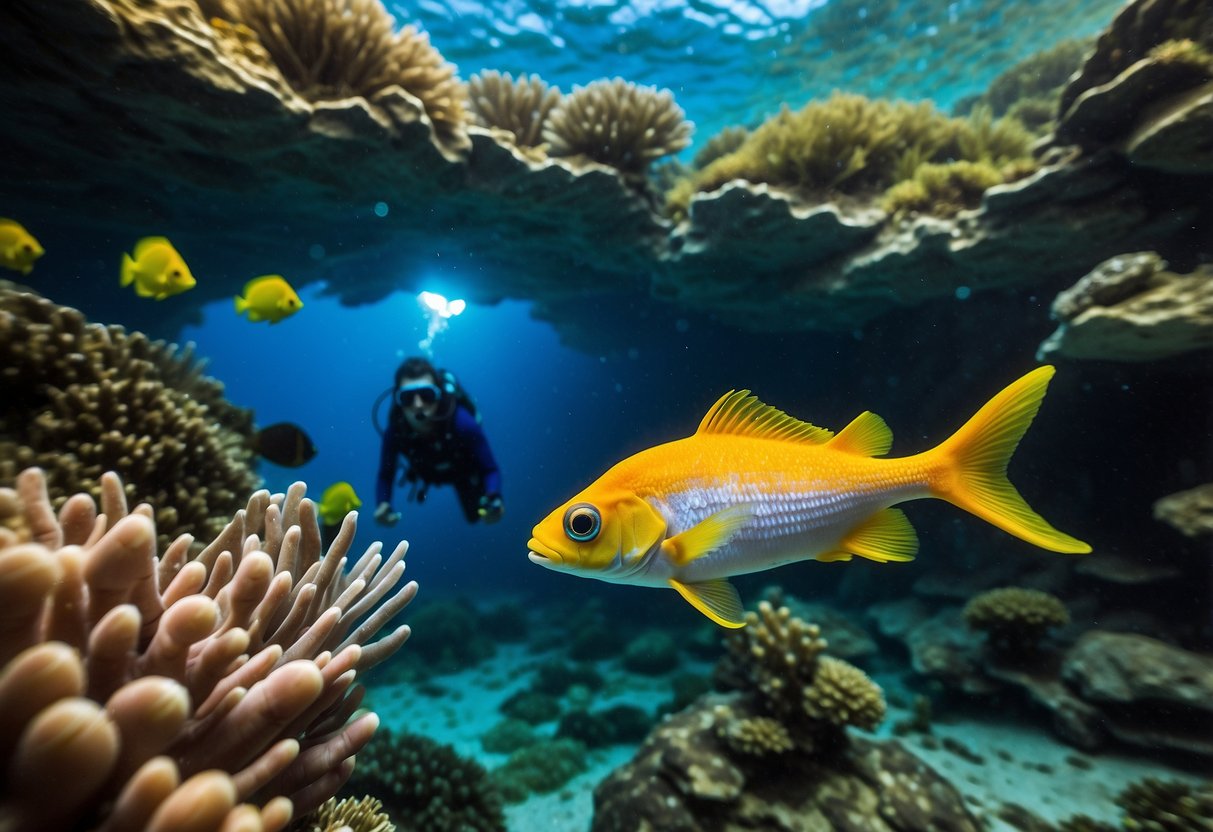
[0,466,416,829]
[200,0,467,150]
[1116,778,1213,831]
[466,71,561,151]
[490,738,588,803]
[1038,252,1213,361]
[543,78,693,175]
[963,587,1071,655]
[592,693,980,832]
[0,282,258,552]
[712,706,794,756]
[342,728,506,832]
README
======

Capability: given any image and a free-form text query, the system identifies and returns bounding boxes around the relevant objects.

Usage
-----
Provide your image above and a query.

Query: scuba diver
[374,356,504,526]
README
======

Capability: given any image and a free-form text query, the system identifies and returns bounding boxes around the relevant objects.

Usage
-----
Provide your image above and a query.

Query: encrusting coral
[963,587,1070,655]
[0,282,258,553]
[466,70,562,150]
[0,466,417,830]
[198,0,468,148]
[543,78,693,176]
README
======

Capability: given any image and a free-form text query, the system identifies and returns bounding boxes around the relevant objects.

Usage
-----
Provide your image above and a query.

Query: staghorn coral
[303,795,395,832]
[964,587,1070,655]
[668,93,1032,219]
[466,70,561,150]
[0,466,417,830]
[543,78,693,175]
[344,727,506,830]
[0,282,257,552]
[712,705,794,756]
[200,0,467,148]
[723,601,885,746]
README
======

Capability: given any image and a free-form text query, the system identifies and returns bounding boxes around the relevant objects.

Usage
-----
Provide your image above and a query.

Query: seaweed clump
[668,92,1033,219]
[198,0,468,149]
[543,78,693,176]
[0,282,257,551]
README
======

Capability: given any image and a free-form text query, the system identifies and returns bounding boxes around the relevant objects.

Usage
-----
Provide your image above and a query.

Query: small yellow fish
[120,237,196,300]
[318,481,362,526]
[528,366,1090,628]
[234,275,303,324]
[0,218,45,275]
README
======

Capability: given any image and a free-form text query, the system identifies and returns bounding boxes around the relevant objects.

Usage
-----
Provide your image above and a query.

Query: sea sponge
[0,282,257,552]
[802,656,887,731]
[466,70,561,149]
[963,587,1070,654]
[0,466,417,829]
[202,0,467,148]
[343,728,506,831]
[543,77,693,175]
[713,706,794,756]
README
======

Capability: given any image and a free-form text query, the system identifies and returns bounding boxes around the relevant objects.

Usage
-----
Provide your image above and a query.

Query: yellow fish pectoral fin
[661,503,755,568]
[838,508,918,563]
[669,578,746,628]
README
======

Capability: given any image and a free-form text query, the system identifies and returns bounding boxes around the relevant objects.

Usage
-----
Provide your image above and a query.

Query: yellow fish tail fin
[234,294,247,315]
[929,366,1091,554]
[120,253,137,287]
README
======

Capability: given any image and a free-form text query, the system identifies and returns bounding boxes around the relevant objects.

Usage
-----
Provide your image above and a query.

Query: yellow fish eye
[21,244,33,254]
[564,503,601,542]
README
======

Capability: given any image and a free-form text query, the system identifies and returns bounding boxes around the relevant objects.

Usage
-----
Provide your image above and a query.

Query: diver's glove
[478,494,504,524]
[374,501,401,527]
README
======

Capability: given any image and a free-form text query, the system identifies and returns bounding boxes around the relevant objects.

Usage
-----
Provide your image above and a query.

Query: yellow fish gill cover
[0,218,45,275]
[527,366,1090,628]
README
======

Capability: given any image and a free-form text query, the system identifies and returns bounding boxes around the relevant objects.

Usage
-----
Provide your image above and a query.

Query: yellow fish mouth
[527,538,563,566]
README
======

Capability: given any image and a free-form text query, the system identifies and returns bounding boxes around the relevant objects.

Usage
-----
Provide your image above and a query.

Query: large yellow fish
[120,237,196,299]
[528,366,1090,628]
[234,274,303,324]
[318,481,362,526]
[0,218,45,275]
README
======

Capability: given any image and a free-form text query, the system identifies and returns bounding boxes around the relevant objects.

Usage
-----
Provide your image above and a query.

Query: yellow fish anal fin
[838,508,918,563]
[661,503,755,568]
[827,411,893,457]
[696,390,834,444]
[669,578,746,628]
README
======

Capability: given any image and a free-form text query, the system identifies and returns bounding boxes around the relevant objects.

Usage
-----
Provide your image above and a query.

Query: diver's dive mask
[395,382,442,408]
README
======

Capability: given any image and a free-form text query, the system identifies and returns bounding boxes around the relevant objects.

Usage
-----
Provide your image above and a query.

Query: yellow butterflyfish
[120,237,196,300]
[528,366,1090,629]
[0,218,45,275]
[234,274,303,324]
[318,481,362,526]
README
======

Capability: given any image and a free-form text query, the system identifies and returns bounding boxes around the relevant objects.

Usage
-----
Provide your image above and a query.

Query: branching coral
[466,70,561,149]
[200,0,467,148]
[963,587,1070,655]
[667,93,1032,219]
[0,282,257,552]
[722,601,885,747]
[543,78,693,175]
[0,466,416,830]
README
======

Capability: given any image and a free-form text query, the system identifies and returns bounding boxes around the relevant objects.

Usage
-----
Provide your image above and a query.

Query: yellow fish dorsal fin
[827,411,893,456]
[696,390,834,444]
[244,274,282,294]
[661,503,755,567]
[669,578,746,628]
[133,236,172,260]
[838,508,918,563]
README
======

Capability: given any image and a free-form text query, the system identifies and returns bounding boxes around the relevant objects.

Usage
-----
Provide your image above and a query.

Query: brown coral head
[467,70,562,149]
[963,586,1070,654]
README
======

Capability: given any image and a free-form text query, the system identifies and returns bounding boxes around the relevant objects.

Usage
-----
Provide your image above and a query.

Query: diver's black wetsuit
[375,404,501,522]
